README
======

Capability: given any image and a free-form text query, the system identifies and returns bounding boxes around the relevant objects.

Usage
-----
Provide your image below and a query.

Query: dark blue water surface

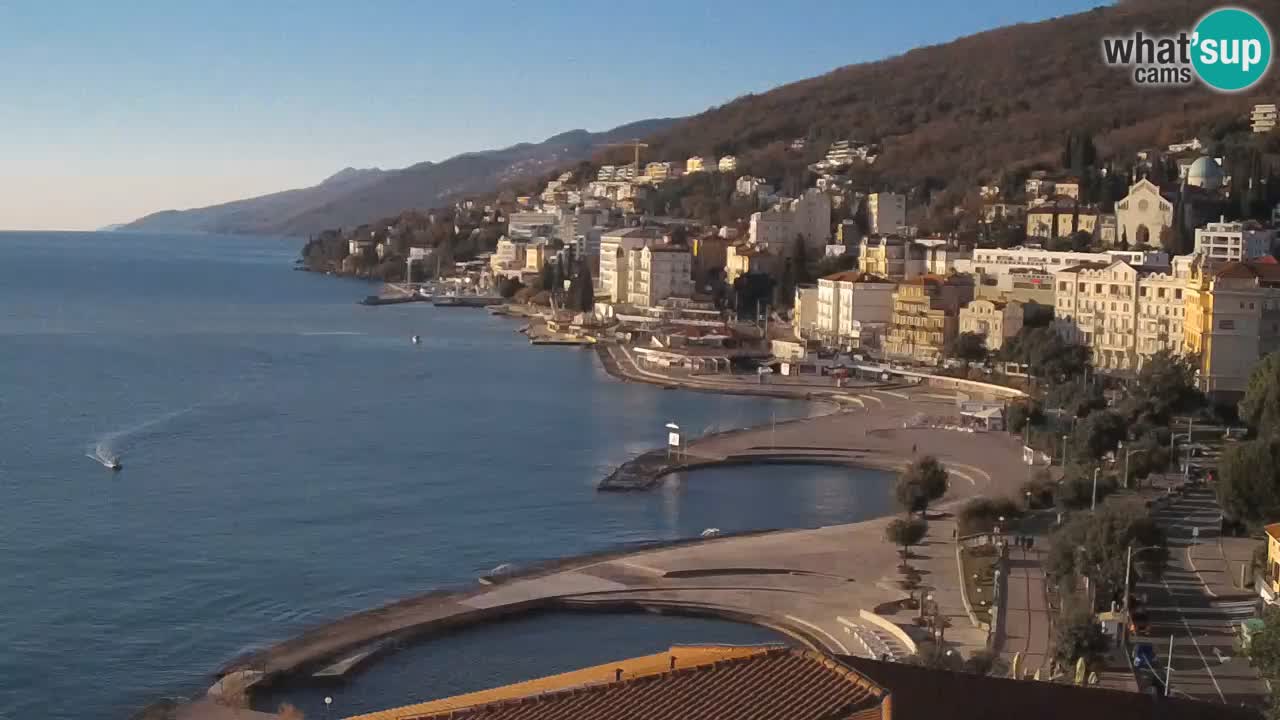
[0,232,892,719]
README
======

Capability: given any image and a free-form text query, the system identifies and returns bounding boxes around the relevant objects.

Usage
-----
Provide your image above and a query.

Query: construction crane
[599,139,649,178]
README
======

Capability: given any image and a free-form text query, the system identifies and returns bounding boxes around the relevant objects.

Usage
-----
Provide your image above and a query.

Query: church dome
[1187,156,1224,190]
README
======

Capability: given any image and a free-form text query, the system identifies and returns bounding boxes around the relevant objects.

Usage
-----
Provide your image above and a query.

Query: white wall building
[793,285,819,338]
[600,228,662,302]
[867,192,906,235]
[1253,104,1277,134]
[958,299,1023,351]
[815,271,896,348]
[1194,218,1275,263]
[957,246,1169,283]
[508,212,558,241]
[718,155,738,173]
[627,246,694,307]
[747,189,831,255]
[490,237,527,275]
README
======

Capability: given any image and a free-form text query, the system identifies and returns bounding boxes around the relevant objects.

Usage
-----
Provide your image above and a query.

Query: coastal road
[1131,487,1266,706]
[1000,546,1052,677]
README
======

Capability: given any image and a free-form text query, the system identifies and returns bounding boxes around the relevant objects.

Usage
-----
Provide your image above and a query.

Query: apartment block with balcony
[867,192,905,235]
[600,227,663,302]
[958,298,1023,351]
[883,275,974,365]
[686,156,713,174]
[1253,103,1278,134]
[1194,218,1275,263]
[815,271,895,349]
[1184,257,1280,400]
[1053,257,1192,372]
[626,245,694,308]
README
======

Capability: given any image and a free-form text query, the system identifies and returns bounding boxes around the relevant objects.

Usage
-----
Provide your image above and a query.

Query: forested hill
[612,0,1280,207]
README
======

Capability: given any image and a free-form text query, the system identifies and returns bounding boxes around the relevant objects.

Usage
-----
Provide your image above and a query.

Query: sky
[0,0,1108,231]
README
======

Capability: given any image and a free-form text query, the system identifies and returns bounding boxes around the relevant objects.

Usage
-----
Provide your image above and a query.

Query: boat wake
[89,404,202,467]
[297,331,365,336]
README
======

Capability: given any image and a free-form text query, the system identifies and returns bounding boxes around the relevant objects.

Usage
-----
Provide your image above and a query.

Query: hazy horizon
[0,0,1106,231]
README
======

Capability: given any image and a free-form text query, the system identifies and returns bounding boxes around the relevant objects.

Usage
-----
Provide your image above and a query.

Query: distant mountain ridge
[123,118,679,237]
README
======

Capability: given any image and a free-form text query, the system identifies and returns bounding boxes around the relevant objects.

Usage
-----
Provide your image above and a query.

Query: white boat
[411,335,421,344]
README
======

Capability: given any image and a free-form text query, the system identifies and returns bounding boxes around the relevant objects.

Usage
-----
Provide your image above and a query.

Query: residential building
[815,271,896,348]
[981,203,1026,224]
[1055,181,1081,200]
[1027,200,1099,240]
[507,211,558,241]
[691,234,729,285]
[1194,218,1275,263]
[1025,175,1055,198]
[685,156,713,174]
[959,298,1024,351]
[735,175,774,199]
[960,246,1168,283]
[859,236,968,281]
[489,237,526,275]
[883,275,974,365]
[979,185,1001,200]
[600,227,662,302]
[1253,103,1278,134]
[1053,257,1192,372]
[1168,137,1205,153]
[643,161,679,182]
[974,267,1056,306]
[725,242,783,285]
[717,155,738,173]
[748,188,831,255]
[793,285,819,338]
[867,192,906,234]
[627,245,694,307]
[1184,257,1280,398]
[1264,523,1280,606]
[1098,213,1118,246]
[821,139,874,168]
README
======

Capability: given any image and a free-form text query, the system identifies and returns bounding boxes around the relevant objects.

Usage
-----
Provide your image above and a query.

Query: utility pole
[1091,467,1100,511]
[1165,634,1174,697]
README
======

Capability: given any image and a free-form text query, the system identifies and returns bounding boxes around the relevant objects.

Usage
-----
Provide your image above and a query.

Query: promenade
[201,364,1033,714]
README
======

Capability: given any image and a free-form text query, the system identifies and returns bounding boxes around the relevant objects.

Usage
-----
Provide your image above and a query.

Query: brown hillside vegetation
[616,0,1280,202]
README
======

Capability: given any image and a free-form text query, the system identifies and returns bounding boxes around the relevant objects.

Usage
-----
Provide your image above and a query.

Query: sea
[0,231,894,719]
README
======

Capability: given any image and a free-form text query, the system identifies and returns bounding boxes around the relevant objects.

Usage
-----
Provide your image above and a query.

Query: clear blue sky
[0,0,1107,230]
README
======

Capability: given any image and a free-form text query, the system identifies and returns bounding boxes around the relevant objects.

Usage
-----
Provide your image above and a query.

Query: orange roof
[1266,523,1280,543]
[351,647,885,720]
[822,271,889,283]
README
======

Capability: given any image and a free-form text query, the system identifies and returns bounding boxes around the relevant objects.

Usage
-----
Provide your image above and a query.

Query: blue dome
[1187,156,1224,190]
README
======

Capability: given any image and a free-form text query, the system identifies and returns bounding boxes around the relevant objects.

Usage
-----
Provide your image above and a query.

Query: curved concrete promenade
[207,384,1028,704]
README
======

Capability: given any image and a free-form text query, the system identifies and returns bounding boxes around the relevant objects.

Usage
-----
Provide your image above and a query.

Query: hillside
[123,118,679,237]
[613,0,1280,208]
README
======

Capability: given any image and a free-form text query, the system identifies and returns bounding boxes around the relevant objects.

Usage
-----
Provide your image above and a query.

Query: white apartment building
[815,271,896,348]
[867,192,906,235]
[1115,179,1174,247]
[626,245,694,307]
[748,189,831,255]
[958,246,1169,283]
[508,212,558,241]
[600,227,663,302]
[643,162,679,182]
[735,175,774,199]
[1253,104,1277,134]
[1194,218,1274,263]
[958,299,1023,351]
[857,236,969,281]
[718,155,738,173]
[1053,256,1193,371]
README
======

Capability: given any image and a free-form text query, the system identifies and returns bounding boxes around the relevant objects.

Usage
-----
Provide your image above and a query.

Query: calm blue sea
[0,232,892,719]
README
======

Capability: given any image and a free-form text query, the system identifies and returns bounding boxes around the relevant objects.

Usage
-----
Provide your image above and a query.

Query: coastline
[169,307,1031,717]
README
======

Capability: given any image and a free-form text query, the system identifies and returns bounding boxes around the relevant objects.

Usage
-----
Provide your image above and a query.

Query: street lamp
[1123,544,1165,617]
[1091,467,1101,511]
[1123,447,1148,490]
[324,696,333,720]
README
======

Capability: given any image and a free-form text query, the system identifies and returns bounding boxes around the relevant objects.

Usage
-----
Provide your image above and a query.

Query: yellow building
[1027,201,1099,240]
[958,298,1023,351]
[883,275,974,365]
[1184,258,1280,399]
[1263,524,1280,605]
[685,155,713,173]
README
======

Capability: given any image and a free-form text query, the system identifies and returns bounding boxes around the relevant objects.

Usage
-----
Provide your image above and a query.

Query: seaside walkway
[209,378,1029,704]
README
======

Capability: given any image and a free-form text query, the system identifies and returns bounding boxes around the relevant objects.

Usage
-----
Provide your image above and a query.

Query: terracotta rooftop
[1266,523,1280,543]
[1215,260,1280,283]
[840,655,1259,720]
[352,646,885,720]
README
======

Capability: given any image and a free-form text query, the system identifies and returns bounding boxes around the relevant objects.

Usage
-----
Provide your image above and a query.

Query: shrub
[957,497,1021,536]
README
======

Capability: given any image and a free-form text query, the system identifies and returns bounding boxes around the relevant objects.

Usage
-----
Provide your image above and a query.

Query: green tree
[813,253,856,278]
[884,517,928,560]
[539,261,555,293]
[567,258,595,312]
[1119,351,1204,427]
[1241,352,1280,438]
[1045,500,1168,604]
[894,456,950,516]
[1053,595,1108,669]
[1070,410,1126,462]
[1216,438,1280,527]
[1246,605,1280,688]
[1047,377,1105,418]
[946,331,988,364]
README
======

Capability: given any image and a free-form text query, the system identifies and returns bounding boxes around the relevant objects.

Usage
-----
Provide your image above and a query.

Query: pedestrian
[911,443,917,454]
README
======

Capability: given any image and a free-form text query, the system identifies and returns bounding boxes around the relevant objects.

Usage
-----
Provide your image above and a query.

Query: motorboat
[411,335,421,344]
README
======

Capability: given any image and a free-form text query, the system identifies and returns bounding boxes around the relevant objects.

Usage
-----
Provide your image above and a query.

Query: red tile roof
[822,271,889,283]
[401,648,885,720]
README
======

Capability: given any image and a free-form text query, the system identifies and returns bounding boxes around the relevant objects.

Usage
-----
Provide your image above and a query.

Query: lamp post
[324,696,333,720]
[1091,467,1101,511]
[1123,544,1164,618]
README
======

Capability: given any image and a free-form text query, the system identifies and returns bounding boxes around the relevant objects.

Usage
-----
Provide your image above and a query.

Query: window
[1220,319,1235,330]
[1158,288,1165,298]
[1175,289,1182,300]
[1140,287,1148,297]
[1059,281,1068,292]
[1250,302,1256,310]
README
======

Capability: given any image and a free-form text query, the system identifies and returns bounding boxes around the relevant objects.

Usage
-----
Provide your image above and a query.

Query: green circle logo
[1192,7,1272,92]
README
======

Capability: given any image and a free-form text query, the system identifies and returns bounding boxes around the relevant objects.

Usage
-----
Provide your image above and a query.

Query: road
[1001,545,1053,677]
[1130,486,1267,706]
